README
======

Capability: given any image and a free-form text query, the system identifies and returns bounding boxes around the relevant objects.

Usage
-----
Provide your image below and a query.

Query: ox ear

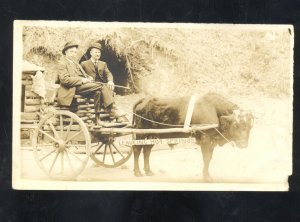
[220,115,233,131]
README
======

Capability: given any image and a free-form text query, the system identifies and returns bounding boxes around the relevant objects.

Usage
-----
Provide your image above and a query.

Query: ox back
[133,93,238,129]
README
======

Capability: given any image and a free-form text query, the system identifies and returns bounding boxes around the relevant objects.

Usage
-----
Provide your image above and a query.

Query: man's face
[90,48,101,60]
[65,47,78,60]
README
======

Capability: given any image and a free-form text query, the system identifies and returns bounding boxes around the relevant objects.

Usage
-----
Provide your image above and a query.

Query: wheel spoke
[89,135,133,167]
[66,148,85,163]
[91,142,100,147]
[60,114,64,137]
[108,144,115,164]
[48,122,60,140]
[112,142,125,159]
[61,151,64,174]
[38,129,59,143]
[36,144,54,147]
[66,144,87,147]
[66,144,87,150]
[65,130,83,143]
[102,144,108,163]
[93,143,105,154]
[64,118,74,140]
[65,150,74,173]
[39,148,56,161]
[68,144,86,149]
[49,151,59,173]
[66,144,87,155]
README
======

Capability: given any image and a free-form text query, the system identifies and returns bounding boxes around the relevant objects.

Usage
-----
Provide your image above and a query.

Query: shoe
[116,115,130,123]
[95,114,104,126]
[105,104,125,119]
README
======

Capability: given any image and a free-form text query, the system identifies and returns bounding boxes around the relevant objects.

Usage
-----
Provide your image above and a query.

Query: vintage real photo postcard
[13,21,293,190]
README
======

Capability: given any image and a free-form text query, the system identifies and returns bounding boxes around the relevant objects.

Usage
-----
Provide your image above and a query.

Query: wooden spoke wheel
[32,110,91,180]
[90,133,133,168]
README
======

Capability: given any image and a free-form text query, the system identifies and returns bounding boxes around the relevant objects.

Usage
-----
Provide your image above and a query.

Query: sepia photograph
[13,21,293,190]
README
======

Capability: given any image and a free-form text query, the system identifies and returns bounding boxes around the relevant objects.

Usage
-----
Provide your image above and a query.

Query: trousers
[75,83,114,113]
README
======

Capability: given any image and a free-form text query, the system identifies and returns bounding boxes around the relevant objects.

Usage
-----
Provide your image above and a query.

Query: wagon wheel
[32,110,91,180]
[90,133,133,168]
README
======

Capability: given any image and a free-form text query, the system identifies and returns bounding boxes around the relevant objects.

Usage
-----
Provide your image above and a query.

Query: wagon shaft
[92,124,219,134]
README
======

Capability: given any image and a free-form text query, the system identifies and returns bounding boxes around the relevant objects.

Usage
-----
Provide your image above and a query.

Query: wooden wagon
[20,61,217,180]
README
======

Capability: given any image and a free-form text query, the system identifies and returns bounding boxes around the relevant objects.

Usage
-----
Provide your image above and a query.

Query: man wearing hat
[80,42,115,91]
[56,41,126,125]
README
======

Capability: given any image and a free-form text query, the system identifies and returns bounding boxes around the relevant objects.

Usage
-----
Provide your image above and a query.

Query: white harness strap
[184,94,198,129]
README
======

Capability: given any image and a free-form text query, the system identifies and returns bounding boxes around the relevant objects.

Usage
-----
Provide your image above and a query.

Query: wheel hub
[55,140,66,152]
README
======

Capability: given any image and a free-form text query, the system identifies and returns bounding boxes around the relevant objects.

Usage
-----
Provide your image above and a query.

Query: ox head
[219,110,254,148]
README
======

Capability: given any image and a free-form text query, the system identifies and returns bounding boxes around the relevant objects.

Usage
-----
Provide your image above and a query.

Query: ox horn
[241,109,255,126]
[233,109,241,122]
[233,109,240,116]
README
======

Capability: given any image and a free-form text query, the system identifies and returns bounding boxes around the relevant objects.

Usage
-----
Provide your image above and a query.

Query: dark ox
[132,93,254,182]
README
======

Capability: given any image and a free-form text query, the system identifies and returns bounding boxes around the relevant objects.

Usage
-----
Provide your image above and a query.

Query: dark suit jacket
[81,59,113,83]
[57,57,87,106]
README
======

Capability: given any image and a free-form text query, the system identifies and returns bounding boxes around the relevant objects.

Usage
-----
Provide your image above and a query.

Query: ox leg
[133,145,143,177]
[143,145,154,176]
[198,136,215,182]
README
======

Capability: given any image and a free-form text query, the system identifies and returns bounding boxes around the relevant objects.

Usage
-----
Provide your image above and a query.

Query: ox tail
[132,98,146,127]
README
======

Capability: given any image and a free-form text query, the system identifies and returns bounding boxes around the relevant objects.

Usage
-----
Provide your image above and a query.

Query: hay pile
[23,25,292,98]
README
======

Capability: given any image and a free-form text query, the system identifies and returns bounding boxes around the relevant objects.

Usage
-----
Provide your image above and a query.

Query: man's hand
[81,78,93,84]
[88,76,94,82]
[107,81,115,90]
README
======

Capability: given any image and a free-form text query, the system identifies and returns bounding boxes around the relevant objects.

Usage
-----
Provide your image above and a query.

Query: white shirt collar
[90,58,98,64]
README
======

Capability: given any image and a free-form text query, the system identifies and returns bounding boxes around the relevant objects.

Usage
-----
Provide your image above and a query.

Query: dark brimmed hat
[62,41,78,55]
[88,42,102,51]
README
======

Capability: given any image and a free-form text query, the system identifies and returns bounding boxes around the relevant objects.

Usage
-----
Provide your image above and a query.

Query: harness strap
[184,94,198,129]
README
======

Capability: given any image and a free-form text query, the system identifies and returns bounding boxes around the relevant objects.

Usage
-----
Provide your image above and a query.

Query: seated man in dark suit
[56,41,127,125]
[80,43,128,121]
[80,43,115,91]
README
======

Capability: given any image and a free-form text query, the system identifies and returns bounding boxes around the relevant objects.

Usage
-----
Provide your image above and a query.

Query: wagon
[20,61,218,180]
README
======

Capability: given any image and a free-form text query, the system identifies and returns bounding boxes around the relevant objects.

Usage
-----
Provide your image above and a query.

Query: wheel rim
[32,110,91,180]
[90,133,132,168]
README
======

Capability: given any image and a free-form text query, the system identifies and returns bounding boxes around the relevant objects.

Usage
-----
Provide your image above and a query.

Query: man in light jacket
[56,41,126,125]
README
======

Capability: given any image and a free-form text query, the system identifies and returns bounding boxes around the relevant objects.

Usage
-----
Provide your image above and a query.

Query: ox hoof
[145,170,154,176]
[134,171,143,177]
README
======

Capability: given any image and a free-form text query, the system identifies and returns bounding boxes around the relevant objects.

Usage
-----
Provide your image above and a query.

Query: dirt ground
[17,93,292,189]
